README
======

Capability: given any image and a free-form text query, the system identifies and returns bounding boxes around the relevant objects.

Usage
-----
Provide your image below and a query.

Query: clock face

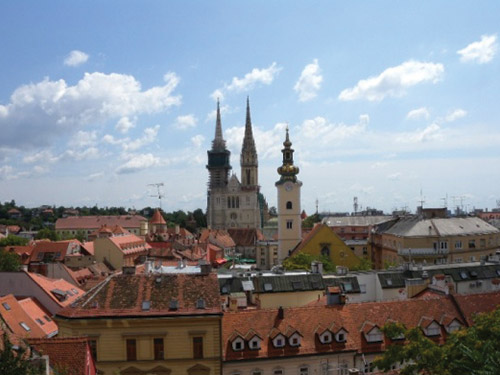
[284,182,293,192]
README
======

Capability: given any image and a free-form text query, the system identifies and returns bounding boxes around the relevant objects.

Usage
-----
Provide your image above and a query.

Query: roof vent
[196,298,206,309]
[142,300,151,311]
[155,277,162,284]
[169,299,178,310]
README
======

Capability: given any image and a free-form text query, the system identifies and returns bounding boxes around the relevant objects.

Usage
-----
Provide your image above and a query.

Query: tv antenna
[148,183,165,210]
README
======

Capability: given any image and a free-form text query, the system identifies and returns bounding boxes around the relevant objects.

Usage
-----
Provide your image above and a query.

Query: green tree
[283,252,335,272]
[0,250,22,271]
[35,228,58,241]
[374,307,500,375]
[350,257,372,271]
[0,333,43,375]
[302,213,321,229]
[0,235,29,247]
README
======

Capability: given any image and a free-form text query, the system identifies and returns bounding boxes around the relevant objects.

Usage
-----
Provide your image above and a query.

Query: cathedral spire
[242,96,256,153]
[212,99,226,150]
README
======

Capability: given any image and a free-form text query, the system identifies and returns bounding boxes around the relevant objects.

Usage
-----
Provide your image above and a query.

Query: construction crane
[148,183,165,210]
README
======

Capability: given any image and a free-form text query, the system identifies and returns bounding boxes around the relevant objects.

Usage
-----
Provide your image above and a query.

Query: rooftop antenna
[353,196,359,215]
[148,183,165,210]
[418,189,425,208]
[440,194,448,208]
[315,198,319,215]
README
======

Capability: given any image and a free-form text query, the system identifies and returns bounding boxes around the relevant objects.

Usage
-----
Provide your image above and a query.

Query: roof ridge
[81,273,117,308]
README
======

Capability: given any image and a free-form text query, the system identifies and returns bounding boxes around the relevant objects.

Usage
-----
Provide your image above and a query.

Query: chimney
[277,306,284,319]
[348,369,360,375]
[199,259,211,275]
[175,225,180,235]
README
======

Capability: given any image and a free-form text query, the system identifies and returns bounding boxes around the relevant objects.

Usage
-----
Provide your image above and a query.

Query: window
[363,247,368,255]
[299,366,309,375]
[321,246,330,257]
[336,330,347,342]
[366,328,383,342]
[426,324,441,336]
[364,362,375,373]
[455,240,462,249]
[480,239,486,248]
[232,338,244,351]
[286,201,292,210]
[360,284,367,294]
[339,363,348,375]
[289,335,300,346]
[252,371,262,375]
[44,315,52,322]
[19,322,31,331]
[319,331,332,344]
[2,302,11,311]
[273,369,284,375]
[440,241,448,250]
[35,318,45,326]
[126,339,136,361]
[469,240,476,249]
[286,220,293,229]
[89,339,97,361]
[193,337,203,359]
[249,337,261,350]
[154,338,164,360]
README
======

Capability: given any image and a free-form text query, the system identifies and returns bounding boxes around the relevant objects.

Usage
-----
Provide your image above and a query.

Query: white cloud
[23,150,59,164]
[457,34,498,64]
[102,134,123,145]
[64,147,100,161]
[396,123,443,144]
[191,134,205,148]
[294,59,323,102]
[115,117,136,134]
[64,50,89,67]
[205,103,232,122]
[0,72,181,150]
[406,107,430,121]
[445,108,467,122]
[0,165,13,176]
[86,172,105,181]
[299,114,369,144]
[212,62,282,99]
[174,114,198,130]
[116,153,160,174]
[69,130,97,148]
[339,60,444,102]
[122,125,160,151]
[387,172,402,181]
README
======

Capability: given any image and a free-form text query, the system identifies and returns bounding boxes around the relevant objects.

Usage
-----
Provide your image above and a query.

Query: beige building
[206,99,266,230]
[276,128,303,262]
[372,216,500,269]
[93,232,151,270]
[55,215,148,239]
[56,272,223,375]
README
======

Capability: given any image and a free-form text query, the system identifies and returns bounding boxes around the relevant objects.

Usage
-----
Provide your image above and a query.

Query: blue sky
[1,1,499,214]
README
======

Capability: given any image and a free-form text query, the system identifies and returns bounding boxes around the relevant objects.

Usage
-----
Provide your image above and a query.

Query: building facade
[206,99,265,230]
[276,129,302,262]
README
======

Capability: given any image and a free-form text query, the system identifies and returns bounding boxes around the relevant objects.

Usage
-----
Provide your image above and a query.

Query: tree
[0,250,22,272]
[0,333,43,375]
[350,257,372,271]
[373,307,500,375]
[283,252,335,272]
[302,213,321,229]
[0,235,29,247]
[35,228,58,241]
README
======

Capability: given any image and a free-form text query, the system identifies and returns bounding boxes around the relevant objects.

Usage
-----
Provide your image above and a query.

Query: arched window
[321,246,330,257]
[286,201,292,209]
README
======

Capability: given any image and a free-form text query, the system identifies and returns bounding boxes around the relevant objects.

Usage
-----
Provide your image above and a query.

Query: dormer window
[319,331,332,344]
[248,337,261,350]
[273,334,286,348]
[446,320,462,333]
[196,298,206,309]
[232,337,245,351]
[424,321,441,336]
[366,327,383,342]
[289,332,301,347]
[336,329,348,343]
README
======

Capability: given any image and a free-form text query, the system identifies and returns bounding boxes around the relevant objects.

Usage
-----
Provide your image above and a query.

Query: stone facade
[206,99,265,230]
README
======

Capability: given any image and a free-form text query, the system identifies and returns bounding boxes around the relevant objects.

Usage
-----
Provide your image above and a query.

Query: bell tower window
[286,201,292,210]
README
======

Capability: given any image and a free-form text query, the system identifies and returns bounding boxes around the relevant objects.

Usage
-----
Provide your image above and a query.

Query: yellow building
[56,272,223,375]
[93,233,151,270]
[289,224,362,269]
[372,216,500,269]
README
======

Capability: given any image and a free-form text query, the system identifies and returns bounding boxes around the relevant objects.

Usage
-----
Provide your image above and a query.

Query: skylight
[19,322,31,331]
[141,300,151,311]
[169,299,178,310]
[264,283,273,291]
[460,271,468,280]
[2,302,11,311]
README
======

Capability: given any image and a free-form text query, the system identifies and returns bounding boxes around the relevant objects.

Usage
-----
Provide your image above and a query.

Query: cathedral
[206,98,267,229]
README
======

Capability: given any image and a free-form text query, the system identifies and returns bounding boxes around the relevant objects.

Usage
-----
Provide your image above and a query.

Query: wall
[256,290,323,309]
[93,238,123,270]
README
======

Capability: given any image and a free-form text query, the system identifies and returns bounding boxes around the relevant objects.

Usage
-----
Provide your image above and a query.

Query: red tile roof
[222,294,467,361]
[5,245,35,265]
[200,229,236,248]
[29,242,70,263]
[55,215,147,230]
[18,298,58,337]
[27,272,85,308]
[28,337,95,375]
[453,291,500,325]
[228,228,265,247]
[57,273,222,319]
[108,234,151,255]
[0,295,47,339]
[149,209,167,225]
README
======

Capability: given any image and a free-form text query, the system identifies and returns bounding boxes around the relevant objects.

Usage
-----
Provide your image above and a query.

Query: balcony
[398,248,449,257]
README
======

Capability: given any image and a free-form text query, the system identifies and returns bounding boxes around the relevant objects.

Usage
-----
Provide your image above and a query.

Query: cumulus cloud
[457,34,498,64]
[23,150,59,164]
[339,60,444,102]
[174,114,197,130]
[69,130,97,148]
[299,114,369,144]
[294,59,323,102]
[191,134,205,148]
[406,107,430,121]
[445,108,467,122]
[122,125,160,151]
[0,72,181,150]
[86,172,105,181]
[116,153,161,174]
[387,172,402,181]
[115,117,136,134]
[64,50,89,67]
[396,123,443,144]
[211,62,282,99]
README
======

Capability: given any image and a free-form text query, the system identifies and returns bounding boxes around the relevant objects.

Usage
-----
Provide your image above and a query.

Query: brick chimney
[277,306,284,319]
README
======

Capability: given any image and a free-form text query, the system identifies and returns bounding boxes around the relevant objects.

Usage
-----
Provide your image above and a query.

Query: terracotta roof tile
[28,337,94,375]
[228,228,264,246]
[0,295,47,339]
[149,209,167,225]
[18,298,58,337]
[56,215,147,230]
[453,291,500,325]
[27,272,85,308]
[57,273,222,319]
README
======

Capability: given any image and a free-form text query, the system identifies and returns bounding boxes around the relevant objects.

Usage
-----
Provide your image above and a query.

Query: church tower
[206,100,231,228]
[276,128,302,262]
[240,97,258,189]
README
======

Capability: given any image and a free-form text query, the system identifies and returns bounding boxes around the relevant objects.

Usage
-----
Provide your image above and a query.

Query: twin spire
[212,99,226,151]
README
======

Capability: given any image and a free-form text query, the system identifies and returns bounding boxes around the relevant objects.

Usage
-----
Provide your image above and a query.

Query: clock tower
[275,127,302,262]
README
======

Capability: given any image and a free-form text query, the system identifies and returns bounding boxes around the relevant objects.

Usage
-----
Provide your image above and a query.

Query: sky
[1,1,500,215]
